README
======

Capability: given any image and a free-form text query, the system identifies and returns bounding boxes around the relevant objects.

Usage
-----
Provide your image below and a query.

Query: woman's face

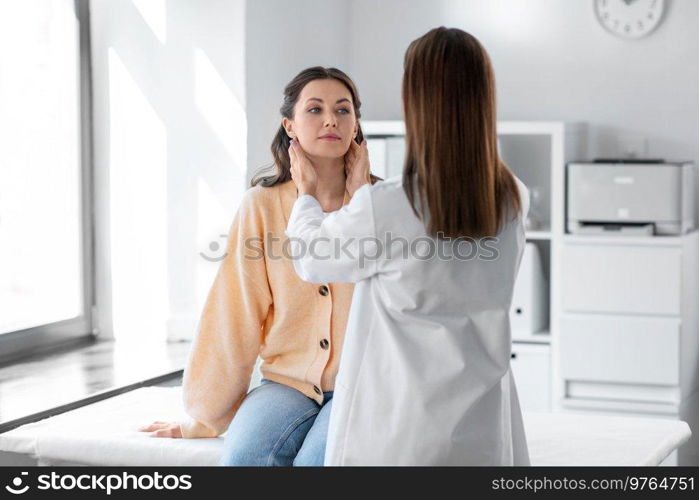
[283,78,358,160]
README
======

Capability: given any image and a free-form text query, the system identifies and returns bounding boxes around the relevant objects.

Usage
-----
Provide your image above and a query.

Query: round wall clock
[594,0,665,39]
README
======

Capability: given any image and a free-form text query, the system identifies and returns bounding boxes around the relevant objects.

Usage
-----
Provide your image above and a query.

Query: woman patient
[138,66,378,466]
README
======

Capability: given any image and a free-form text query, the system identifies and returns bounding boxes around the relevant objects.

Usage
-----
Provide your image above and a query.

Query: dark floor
[0,337,190,434]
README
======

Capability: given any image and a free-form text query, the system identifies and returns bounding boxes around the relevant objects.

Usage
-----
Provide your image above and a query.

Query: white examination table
[0,387,691,466]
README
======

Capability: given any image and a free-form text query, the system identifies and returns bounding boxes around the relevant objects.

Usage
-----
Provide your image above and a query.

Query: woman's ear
[282,118,295,139]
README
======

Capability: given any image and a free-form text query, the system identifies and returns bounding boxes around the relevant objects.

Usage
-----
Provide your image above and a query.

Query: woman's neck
[307,155,346,211]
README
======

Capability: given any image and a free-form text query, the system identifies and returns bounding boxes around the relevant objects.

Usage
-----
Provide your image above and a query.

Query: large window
[0,0,94,361]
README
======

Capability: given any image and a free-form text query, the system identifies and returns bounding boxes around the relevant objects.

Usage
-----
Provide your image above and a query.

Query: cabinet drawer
[561,243,681,315]
[559,314,680,387]
[510,343,550,411]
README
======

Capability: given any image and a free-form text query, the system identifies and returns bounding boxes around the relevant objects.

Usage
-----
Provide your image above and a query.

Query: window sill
[0,338,189,434]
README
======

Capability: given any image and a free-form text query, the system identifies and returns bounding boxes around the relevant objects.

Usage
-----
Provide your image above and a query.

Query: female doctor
[285,26,531,465]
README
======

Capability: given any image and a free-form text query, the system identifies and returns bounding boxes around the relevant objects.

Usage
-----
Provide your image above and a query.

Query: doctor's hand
[344,139,371,198]
[289,139,318,198]
[137,421,183,438]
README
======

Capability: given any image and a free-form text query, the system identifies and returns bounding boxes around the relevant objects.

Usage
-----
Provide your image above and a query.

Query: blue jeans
[218,378,334,466]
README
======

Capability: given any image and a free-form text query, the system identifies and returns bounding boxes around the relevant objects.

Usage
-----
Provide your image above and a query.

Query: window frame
[0,0,96,364]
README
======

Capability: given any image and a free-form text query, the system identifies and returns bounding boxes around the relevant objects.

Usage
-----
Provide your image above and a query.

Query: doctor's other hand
[345,139,371,197]
[137,421,183,438]
[289,139,318,198]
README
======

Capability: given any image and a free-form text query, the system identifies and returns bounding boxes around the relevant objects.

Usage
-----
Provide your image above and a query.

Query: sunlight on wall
[108,48,168,343]
[131,0,166,45]
[195,177,232,311]
[193,48,247,174]
[113,335,170,385]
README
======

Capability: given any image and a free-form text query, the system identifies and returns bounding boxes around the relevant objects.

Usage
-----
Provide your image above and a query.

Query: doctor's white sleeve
[285,183,379,284]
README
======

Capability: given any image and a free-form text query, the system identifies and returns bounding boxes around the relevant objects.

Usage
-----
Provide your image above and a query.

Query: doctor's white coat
[285,174,531,466]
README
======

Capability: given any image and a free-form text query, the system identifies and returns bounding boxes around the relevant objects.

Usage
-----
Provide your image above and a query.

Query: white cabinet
[561,243,681,315]
[554,232,699,465]
[560,314,680,388]
[510,343,551,412]
[498,122,586,411]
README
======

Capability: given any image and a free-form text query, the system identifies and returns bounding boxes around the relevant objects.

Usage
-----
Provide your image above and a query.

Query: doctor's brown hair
[402,27,521,238]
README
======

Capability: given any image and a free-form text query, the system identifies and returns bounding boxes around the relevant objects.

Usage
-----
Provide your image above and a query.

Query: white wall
[348,0,699,165]
[91,0,246,342]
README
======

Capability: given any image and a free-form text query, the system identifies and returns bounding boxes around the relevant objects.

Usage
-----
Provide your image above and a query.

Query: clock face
[594,0,665,39]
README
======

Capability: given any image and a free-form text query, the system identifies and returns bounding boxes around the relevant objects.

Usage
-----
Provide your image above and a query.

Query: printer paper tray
[567,221,655,236]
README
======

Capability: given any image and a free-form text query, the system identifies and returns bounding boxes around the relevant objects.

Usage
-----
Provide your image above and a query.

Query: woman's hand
[289,139,318,198]
[137,421,183,438]
[344,139,371,197]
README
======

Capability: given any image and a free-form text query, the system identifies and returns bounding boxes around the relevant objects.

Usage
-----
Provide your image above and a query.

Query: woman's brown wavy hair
[402,27,521,238]
[251,66,381,188]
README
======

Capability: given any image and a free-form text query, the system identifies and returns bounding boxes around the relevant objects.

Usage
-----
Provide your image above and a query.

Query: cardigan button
[313,385,322,395]
[320,338,329,349]
[318,285,329,296]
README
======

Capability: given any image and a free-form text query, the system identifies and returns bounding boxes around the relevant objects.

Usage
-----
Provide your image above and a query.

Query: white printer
[566,160,695,236]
